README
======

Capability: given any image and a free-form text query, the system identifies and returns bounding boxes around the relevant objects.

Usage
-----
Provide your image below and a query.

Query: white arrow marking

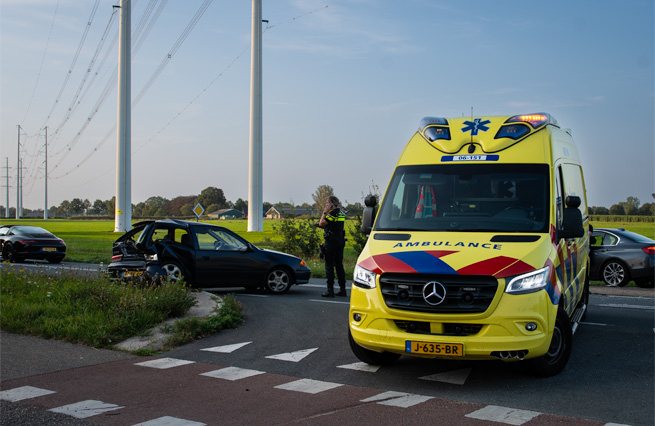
[265,348,318,362]
[337,362,381,373]
[419,367,472,385]
[201,342,252,353]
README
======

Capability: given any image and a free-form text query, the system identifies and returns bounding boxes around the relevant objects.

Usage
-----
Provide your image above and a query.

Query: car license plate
[406,341,463,356]
[42,247,57,252]
[123,270,144,278]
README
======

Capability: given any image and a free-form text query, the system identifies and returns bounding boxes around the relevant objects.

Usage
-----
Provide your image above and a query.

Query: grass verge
[0,265,244,351]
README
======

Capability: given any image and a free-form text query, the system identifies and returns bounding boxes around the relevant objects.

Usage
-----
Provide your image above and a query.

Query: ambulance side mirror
[558,195,584,240]
[361,195,377,235]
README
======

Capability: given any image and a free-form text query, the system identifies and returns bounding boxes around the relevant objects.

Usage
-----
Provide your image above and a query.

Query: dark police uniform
[323,207,346,296]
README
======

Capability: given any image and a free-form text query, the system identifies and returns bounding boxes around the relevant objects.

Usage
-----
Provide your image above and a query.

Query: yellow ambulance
[350,113,589,377]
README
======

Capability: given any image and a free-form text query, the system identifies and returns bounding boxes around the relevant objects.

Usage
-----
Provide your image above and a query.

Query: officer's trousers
[324,237,346,290]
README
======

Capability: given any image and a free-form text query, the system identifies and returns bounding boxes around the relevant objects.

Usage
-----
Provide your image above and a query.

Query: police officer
[315,195,346,297]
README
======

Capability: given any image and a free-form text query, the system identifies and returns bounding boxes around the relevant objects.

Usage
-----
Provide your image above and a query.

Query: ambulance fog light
[525,322,537,332]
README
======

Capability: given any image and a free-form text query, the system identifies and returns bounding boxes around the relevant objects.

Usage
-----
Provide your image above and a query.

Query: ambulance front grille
[379,274,498,314]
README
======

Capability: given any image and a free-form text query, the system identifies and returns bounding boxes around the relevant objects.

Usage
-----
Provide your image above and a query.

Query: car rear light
[642,246,655,255]
[112,254,124,261]
[18,240,37,244]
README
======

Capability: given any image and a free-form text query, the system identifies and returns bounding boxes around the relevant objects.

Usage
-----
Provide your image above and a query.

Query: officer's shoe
[335,290,347,297]
[321,291,335,298]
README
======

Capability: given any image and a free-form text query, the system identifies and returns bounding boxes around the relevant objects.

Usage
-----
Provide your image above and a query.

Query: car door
[193,226,261,287]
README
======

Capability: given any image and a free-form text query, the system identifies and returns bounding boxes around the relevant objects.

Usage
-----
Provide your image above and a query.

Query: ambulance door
[556,164,587,315]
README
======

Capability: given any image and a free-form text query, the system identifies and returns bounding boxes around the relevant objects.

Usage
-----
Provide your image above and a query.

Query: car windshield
[195,227,248,251]
[374,163,550,233]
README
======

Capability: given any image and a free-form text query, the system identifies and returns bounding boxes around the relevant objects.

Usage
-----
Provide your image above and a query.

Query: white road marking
[200,367,265,381]
[275,378,343,394]
[135,358,195,369]
[337,362,381,373]
[0,386,56,402]
[201,342,252,353]
[419,367,472,385]
[361,391,432,408]
[361,391,409,402]
[466,405,541,425]
[132,416,207,426]
[49,400,123,419]
[309,299,350,305]
[266,348,318,362]
[599,303,654,310]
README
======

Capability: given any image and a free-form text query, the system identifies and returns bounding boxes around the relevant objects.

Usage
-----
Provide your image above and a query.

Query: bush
[272,219,322,260]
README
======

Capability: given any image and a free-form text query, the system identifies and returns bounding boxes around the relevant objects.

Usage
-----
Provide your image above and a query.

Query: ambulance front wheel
[348,329,400,366]
[526,308,572,377]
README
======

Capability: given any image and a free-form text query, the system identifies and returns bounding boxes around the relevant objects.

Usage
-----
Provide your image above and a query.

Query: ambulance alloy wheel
[526,308,572,377]
[348,329,400,366]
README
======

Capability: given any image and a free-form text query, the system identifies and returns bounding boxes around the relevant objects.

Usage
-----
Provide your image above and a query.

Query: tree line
[2,190,650,220]
[588,196,654,216]
[0,185,368,219]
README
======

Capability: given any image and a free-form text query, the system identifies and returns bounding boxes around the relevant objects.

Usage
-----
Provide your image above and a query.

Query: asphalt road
[1,263,654,425]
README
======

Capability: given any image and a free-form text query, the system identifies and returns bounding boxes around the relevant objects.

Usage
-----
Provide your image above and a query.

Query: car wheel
[160,261,184,283]
[601,260,630,287]
[635,278,654,289]
[2,244,22,263]
[526,308,572,377]
[348,329,400,366]
[264,268,292,294]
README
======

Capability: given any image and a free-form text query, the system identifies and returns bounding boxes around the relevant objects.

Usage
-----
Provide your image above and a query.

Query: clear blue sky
[1,0,653,211]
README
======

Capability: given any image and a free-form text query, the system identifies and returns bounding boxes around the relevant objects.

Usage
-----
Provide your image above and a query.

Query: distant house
[265,205,317,219]
[208,208,244,220]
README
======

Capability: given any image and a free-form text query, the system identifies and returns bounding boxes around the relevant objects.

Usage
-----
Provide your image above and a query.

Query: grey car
[589,228,654,288]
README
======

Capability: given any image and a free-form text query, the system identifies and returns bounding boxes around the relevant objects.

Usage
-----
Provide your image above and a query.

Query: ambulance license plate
[406,341,463,356]
[42,247,56,252]
[123,270,144,278]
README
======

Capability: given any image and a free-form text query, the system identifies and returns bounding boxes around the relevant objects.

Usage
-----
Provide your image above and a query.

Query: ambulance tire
[348,329,400,366]
[526,308,572,377]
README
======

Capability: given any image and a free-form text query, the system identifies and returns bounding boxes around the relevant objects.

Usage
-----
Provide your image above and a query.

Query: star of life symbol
[461,118,491,136]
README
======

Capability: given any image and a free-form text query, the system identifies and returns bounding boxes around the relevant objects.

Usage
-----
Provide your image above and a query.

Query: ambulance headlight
[353,265,377,289]
[506,266,550,294]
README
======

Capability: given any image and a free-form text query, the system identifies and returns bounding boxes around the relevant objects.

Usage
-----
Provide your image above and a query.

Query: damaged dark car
[108,219,311,293]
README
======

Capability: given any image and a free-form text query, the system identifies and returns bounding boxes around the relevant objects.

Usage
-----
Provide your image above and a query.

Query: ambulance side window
[555,166,563,229]
[561,164,587,217]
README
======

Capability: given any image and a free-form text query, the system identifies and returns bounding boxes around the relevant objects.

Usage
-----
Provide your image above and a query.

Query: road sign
[193,203,205,221]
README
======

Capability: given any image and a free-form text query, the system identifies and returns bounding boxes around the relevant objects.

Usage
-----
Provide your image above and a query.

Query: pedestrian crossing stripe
[48,400,123,419]
[275,378,343,394]
[361,391,432,408]
[465,405,541,425]
[200,367,265,381]
[0,385,56,402]
[132,416,207,426]
[135,358,195,369]
[419,367,472,385]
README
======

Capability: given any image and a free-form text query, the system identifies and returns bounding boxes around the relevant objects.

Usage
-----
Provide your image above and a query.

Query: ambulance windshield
[374,164,550,233]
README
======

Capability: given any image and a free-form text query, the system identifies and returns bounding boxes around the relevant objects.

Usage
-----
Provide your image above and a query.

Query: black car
[0,225,66,264]
[108,219,311,293]
[590,228,655,288]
